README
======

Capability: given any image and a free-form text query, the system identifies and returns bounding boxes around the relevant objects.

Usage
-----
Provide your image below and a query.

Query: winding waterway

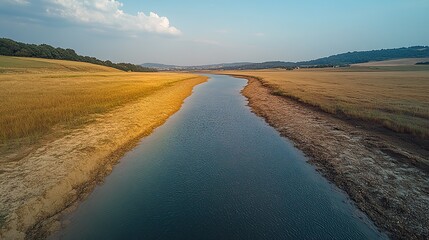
[56,75,385,239]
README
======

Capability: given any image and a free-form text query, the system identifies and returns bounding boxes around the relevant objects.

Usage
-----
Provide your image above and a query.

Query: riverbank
[236,75,429,239]
[54,74,384,239]
[0,75,207,239]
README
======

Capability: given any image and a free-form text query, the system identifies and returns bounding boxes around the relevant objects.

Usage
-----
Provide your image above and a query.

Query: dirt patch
[238,75,429,239]
[0,76,207,239]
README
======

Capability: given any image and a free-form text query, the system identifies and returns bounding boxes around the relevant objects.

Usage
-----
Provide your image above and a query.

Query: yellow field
[0,55,119,73]
[0,56,201,144]
[224,68,429,138]
[0,56,208,238]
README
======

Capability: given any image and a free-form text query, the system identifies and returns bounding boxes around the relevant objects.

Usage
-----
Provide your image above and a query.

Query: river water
[56,75,385,239]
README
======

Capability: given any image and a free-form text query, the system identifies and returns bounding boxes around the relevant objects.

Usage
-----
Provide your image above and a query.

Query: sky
[1,0,429,65]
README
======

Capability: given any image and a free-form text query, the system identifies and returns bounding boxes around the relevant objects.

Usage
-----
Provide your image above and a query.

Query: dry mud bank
[0,76,207,239]
[238,75,429,239]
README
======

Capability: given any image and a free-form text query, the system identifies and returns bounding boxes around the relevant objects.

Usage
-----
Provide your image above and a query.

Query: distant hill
[144,46,429,70]
[0,38,156,72]
[299,46,429,66]
[230,61,297,70]
[238,46,429,70]
[141,63,181,70]
[141,62,252,71]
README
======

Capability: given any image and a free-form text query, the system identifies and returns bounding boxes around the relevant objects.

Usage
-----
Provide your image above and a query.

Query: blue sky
[1,0,428,65]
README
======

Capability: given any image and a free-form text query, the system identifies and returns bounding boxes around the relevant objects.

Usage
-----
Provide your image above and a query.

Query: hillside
[141,62,252,70]
[238,46,429,69]
[300,46,429,66]
[144,46,429,70]
[0,38,156,72]
[0,55,121,74]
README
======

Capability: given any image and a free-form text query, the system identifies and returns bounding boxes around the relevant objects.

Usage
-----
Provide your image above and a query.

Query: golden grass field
[0,56,207,238]
[224,66,429,138]
[0,56,200,144]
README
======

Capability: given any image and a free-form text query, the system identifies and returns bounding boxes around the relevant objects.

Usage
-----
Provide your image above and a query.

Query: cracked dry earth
[240,76,429,239]
[0,76,206,239]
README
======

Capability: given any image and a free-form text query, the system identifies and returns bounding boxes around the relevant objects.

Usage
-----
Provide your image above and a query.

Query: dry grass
[0,56,119,73]
[353,58,429,67]
[0,57,207,238]
[0,56,200,144]
[224,68,429,138]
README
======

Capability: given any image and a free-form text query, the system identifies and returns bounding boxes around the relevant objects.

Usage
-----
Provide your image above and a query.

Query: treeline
[220,46,429,70]
[300,46,429,66]
[0,38,156,72]
[221,61,296,70]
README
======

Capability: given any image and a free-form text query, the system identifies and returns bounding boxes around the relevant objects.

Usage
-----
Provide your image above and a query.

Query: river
[55,74,385,239]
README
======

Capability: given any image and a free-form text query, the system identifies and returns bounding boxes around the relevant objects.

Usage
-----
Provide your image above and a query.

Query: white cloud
[45,0,181,36]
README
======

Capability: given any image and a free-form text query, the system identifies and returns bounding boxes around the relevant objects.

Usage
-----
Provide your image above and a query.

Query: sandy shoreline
[237,75,429,239]
[0,76,207,239]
